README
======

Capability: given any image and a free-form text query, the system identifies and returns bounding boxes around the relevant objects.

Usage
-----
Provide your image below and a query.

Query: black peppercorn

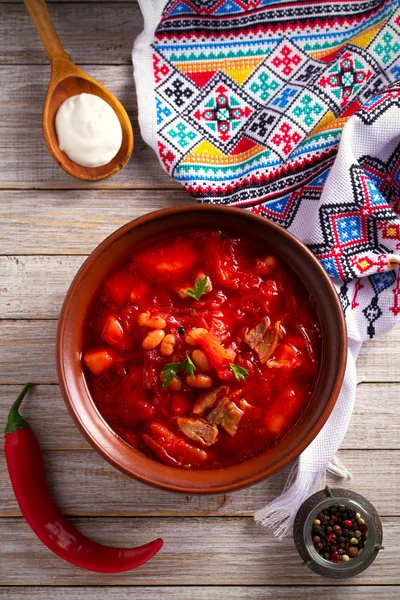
[310,503,369,565]
[177,326,186,335]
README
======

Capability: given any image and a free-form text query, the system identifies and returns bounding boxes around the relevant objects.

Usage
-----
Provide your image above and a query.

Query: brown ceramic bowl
[56,205,347,494]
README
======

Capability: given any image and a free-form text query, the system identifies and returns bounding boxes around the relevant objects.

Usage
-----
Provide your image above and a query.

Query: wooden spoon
[24,0,134,181]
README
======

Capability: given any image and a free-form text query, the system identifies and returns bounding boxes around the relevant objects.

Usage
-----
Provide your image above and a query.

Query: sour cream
[55,93,123,168]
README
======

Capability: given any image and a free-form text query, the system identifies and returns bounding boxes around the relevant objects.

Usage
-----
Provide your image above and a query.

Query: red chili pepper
[4,384,163,573]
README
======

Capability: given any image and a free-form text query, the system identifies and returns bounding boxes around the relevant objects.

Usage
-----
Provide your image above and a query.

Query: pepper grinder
[293,486,383,578]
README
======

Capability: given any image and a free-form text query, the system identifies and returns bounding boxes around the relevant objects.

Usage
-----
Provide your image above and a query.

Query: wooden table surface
[1,1,399,598]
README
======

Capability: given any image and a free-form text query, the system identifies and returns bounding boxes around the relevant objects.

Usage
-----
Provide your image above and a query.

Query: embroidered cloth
[133,0,400,535]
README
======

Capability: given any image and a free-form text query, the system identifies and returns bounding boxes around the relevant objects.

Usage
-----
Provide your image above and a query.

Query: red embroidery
[351,279,364,309]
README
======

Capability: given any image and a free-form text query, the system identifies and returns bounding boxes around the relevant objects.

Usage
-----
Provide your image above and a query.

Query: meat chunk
[245,319,283,363]
[177,417,218,447]
[193,385,227,416]
[207,397,243,437]
[244,317,269,348]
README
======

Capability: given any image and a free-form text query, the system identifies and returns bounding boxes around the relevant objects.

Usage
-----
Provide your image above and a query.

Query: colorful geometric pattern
[316,50,373,109]
[152,0,399,205]
[142,0,400,339]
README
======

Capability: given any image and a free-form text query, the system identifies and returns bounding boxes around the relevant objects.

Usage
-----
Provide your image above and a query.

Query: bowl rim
[56,204,347,494]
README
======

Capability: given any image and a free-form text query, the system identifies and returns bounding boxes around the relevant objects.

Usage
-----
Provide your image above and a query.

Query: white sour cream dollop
[55,93,123,168]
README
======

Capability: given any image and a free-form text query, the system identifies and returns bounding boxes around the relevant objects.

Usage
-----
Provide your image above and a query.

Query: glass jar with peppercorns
[293,486,383,578]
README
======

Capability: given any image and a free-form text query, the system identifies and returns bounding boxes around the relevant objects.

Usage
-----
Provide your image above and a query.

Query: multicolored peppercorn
[311,504,368,563]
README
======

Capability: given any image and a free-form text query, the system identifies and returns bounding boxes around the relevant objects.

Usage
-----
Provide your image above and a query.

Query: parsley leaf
[182,352,196,378]
[161,362,182,389]
[230,363,249,381]
[161,353,196,388]
[186,276,209,301]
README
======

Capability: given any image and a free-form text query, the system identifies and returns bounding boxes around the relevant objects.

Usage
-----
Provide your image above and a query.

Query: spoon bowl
[25,0,133,181]
[44,60,134,181]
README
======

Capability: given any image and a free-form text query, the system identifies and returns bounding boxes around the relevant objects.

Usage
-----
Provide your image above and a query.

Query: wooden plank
[0,516,397,585]
[0,3,141,65]
[0,190,195,254]
[0,256,84,319]
[1,320,399,383]
[0,385,85,448]
[1,587,399,599]
[343,382,400,449]
[0,321,57,384]
[0,448,399,516]
[0,65,177,189]
[0,383,398,451]
[357,326,400,383]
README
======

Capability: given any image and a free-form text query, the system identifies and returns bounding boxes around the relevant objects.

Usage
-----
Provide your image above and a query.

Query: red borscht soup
[83,230,321,470]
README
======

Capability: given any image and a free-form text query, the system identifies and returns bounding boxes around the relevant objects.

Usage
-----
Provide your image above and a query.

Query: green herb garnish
[161,363,182,389]
[230,363,249,381]
[182,352,196,378]
[186,276,209,301]
[161,352,196,388]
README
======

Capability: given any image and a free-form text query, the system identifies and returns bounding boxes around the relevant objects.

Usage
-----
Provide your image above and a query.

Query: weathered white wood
[1,320,399,383]
[0,448,398,516]
[357,326,400,383]
[0,256,84,319]
[0,4,140,65]
[0,516,397,585]
[2,587,399,599]
[0,385,84,448]
[0,321,57,384]
[0,190,195,254]
[0,65,177,188]
[0,383,397,450]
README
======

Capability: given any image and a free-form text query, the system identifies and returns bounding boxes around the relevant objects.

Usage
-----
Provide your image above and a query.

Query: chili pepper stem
[5,383,33,434]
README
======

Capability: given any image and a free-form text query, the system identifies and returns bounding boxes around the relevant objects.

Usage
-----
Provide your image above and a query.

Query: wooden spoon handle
[24,0,69,64]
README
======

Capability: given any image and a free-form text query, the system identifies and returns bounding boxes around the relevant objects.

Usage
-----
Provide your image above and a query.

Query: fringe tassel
[254,461,322,540]
[327,454,352,479]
